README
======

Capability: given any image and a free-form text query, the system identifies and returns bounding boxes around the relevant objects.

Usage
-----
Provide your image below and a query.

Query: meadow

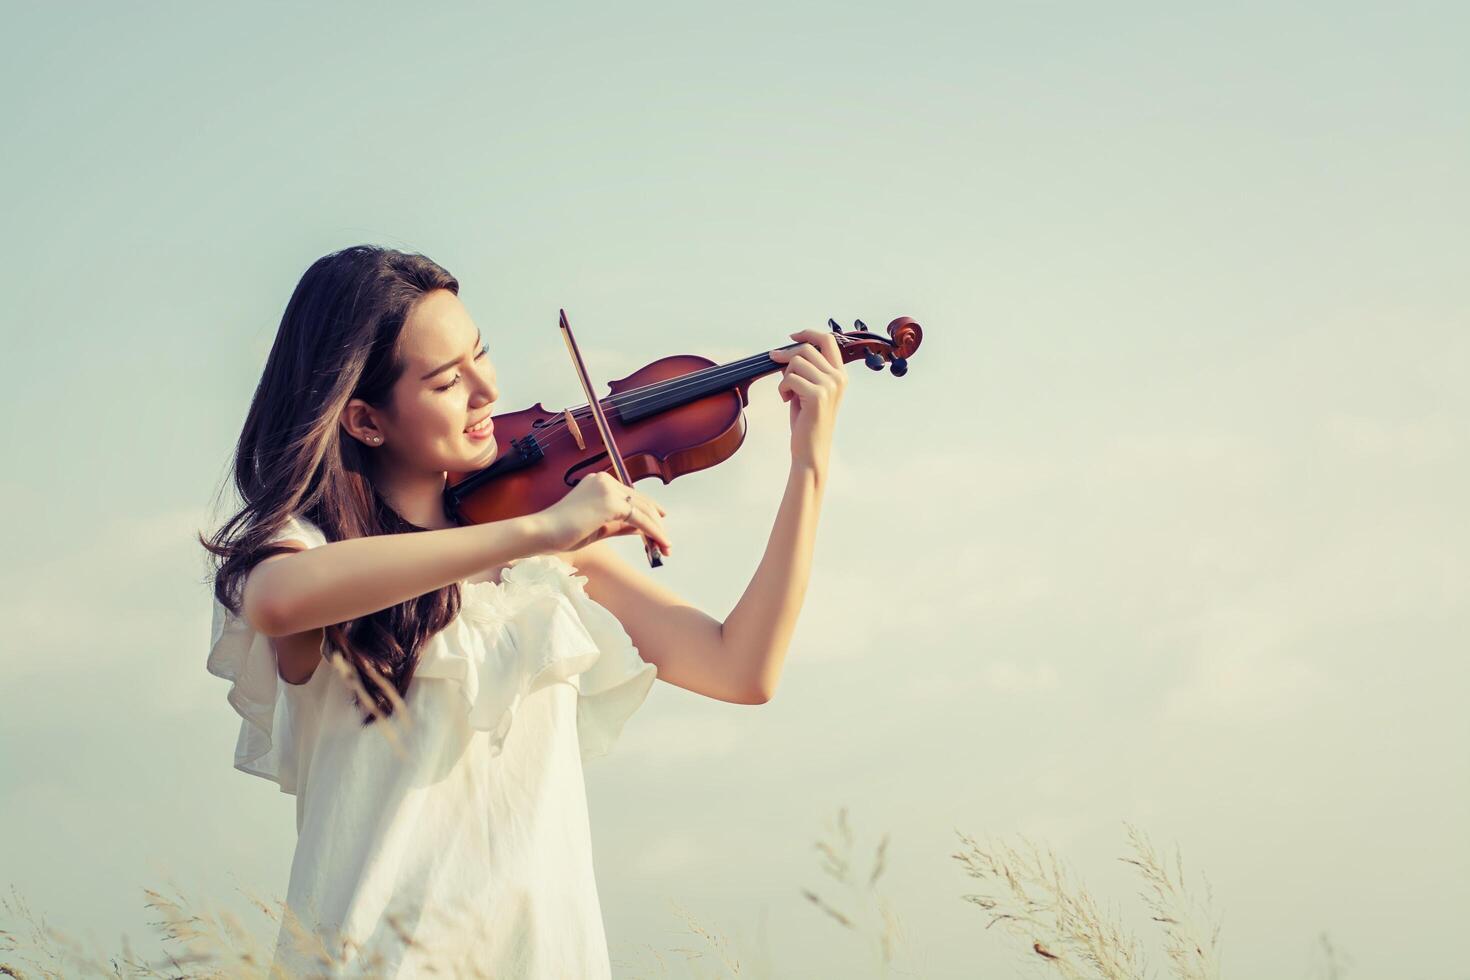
[3,805,1351,979]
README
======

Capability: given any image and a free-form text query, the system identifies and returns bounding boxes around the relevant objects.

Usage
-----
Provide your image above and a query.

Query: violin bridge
[563,408,586,450]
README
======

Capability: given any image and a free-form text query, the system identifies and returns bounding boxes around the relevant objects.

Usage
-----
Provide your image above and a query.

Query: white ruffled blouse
[206,513,658,977]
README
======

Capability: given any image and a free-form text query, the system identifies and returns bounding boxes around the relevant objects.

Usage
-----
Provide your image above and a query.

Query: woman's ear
[340,398,385,447]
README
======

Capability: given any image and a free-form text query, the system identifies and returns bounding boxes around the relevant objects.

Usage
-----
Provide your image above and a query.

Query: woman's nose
[471,366,498,403]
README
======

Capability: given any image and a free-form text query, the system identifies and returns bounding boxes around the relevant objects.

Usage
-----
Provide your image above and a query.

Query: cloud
[1322,411,1460,465]
[978,659,1060,694]
[615,710,744,762]
[632,831,707,876]
[1,505,212,683]
[1160,614,1320,724]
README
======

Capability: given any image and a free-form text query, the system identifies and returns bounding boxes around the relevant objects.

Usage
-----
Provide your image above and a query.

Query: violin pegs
[890,356,909,377]
[864,351,885,371]
[828,318,844,333]
[854,319,868,332]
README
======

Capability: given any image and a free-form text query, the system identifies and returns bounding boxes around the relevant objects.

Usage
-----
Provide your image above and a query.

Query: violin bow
[558,308,664,568]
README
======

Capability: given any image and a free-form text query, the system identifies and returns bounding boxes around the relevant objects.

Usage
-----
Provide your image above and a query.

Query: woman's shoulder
[262,511,329,550]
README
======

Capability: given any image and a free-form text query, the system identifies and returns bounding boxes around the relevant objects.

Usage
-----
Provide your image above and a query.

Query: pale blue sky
[2,2,1466,977]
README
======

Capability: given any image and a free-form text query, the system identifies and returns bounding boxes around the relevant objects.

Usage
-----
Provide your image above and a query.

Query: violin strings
[609,330,878,416]
[521,335,863,457]
[521,348,786,455]
[492,334,880,463]
[523,336,879,459]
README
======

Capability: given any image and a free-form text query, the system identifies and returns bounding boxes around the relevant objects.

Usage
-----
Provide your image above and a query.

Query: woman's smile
[465,414,495,441]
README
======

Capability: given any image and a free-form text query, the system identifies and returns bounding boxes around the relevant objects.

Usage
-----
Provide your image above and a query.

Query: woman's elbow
[241,571,296,637]
[741,678,775,705]
[244,593,292,637]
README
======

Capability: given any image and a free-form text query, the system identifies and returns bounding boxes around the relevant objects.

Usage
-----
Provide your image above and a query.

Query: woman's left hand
[769,328,848,474]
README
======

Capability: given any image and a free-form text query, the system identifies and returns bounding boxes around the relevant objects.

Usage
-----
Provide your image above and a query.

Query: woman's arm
[244,514,554,638]
[573,324,847,704]
[572,459,824,705]
[723,460,824,699]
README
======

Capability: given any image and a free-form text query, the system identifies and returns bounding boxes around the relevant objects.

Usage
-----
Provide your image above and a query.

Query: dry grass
[952,821,1223,980]
[614,899,772,980]
[952,831,1146,979]
[0,878,283,978]
[616,806,904,980]
[2,809,1348,979]
[799,807,907,978]
[0,879,512,978]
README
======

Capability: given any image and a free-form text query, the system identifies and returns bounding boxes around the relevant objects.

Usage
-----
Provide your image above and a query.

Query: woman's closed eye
[435,343,491,392]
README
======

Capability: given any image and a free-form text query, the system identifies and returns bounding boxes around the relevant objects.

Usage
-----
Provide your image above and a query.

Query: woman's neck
[374,465,456,530]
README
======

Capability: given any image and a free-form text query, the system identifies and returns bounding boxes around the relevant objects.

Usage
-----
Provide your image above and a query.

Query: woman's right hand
[538,471,672,556]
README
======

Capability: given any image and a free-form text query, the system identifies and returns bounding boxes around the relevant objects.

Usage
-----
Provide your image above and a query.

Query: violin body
[443,316,922,529]
[446,354,751,526]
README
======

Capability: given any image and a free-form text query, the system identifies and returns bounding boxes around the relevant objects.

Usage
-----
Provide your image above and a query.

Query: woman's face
[341,288,501,474]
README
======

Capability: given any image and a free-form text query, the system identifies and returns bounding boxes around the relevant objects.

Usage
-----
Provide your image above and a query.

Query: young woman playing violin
[200,244,847,978]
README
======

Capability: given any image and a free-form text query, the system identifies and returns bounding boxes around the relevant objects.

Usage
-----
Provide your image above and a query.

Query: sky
[1,2,1466,977]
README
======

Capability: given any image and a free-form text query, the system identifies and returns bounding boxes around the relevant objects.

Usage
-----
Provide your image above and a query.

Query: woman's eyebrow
[420,330,484,380]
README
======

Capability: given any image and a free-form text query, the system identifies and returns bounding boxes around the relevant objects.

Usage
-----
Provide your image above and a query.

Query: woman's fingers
[778,372,821,403]
[592,480,671,554]
[775,341,842,382]
[788,329,845,372]
[624,494,672,554]
[781,353,832,388]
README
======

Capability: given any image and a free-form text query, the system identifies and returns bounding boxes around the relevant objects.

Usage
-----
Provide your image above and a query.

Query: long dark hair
[200,244,465,723]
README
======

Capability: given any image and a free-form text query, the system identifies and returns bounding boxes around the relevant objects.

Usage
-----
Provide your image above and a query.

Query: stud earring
[369,435,382,445]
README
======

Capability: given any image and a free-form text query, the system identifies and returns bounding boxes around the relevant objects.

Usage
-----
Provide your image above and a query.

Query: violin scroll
[829,316,923,377]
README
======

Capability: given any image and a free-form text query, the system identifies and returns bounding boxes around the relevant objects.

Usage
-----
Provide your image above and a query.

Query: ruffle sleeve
[412,554,658,763]
[206,513,328,794]
[557,561,661,761]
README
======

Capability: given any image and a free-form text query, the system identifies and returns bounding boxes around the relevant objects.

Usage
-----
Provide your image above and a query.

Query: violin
[442,311,924,566]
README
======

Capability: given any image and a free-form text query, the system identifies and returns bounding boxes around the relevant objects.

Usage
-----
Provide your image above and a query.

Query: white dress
[206,514,658,978]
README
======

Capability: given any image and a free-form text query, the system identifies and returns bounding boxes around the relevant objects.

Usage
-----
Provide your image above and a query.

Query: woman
[200,244,845,977]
